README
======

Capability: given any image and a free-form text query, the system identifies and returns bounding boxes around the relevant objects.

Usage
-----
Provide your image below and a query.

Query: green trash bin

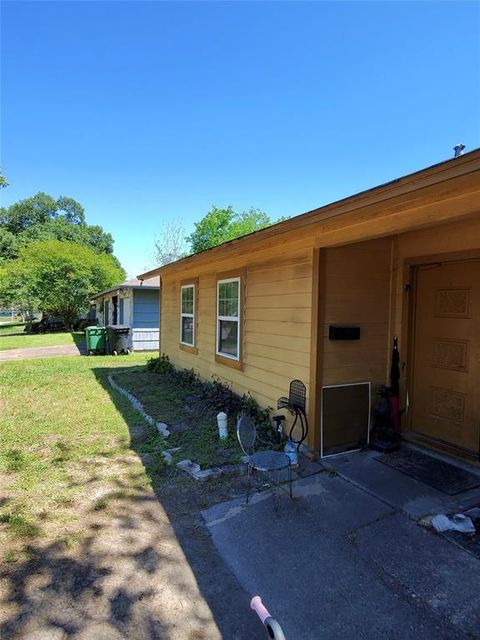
[85,326,107,355]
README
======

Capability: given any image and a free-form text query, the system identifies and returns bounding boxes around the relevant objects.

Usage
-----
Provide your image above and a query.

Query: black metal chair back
[276,379,309,453]
[289,379,306,412]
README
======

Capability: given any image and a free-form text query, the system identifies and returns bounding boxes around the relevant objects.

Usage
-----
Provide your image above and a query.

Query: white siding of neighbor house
[132,328,159,351]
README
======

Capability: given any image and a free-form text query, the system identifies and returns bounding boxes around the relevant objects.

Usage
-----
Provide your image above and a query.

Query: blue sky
[2,1,479,277]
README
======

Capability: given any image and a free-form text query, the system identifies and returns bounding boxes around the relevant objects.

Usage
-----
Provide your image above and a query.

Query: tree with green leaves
[0,192,114,261]
[0,240,125,329]
[186,206,282,254]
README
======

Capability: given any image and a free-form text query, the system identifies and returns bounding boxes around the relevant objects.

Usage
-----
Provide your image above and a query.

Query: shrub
[146,354,174,375]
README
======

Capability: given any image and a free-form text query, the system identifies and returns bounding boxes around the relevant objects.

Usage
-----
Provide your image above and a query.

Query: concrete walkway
[0,344,86,361]
[202,471,480,639]
[325,448,480,519]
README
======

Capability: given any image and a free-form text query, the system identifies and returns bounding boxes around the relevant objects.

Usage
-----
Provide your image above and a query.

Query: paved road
[0,343,86,361]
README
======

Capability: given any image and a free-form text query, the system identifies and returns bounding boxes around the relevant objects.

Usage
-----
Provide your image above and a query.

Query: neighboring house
[139,150,480,461]
[90,276,160,351]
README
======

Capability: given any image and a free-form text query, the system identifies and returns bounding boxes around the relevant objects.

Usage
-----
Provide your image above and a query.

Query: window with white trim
[180,284,195,346]
[216,277,240,360]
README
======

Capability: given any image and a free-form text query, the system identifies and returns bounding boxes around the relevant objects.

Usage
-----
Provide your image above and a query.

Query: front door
[411,259,480,457]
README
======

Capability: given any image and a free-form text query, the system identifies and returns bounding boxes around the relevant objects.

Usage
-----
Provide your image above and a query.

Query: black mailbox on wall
[329,325,361,341]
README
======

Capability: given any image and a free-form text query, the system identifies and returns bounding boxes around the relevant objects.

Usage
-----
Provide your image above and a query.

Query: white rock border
[107,374,170,437]
[176,459,245,482]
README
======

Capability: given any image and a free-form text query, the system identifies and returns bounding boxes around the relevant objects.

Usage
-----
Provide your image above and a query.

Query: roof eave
[90,284,160,300]
[137,148,480,280]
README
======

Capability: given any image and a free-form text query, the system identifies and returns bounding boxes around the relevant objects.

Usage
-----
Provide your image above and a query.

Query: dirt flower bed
[112,355,276,471]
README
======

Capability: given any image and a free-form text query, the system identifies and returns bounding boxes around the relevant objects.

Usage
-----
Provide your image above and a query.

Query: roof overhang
[138,148,480,280]
[90,284,160,301]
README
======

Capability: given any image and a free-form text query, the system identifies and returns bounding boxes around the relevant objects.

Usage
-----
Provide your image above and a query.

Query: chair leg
[246,464,252,504]
[272,469,280,516]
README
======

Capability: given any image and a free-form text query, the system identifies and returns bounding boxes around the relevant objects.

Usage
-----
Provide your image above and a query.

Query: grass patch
[0,512,42,538]
[4,448,26,472]
[0,321,26,336]
[114,370,187,425]
[0,350,249,560]
[93,498,109,511]
[0,331,85,351]
[171,422,240,468]
[3,549,19,563]
[57,533,82,550]
[0,353,150,549]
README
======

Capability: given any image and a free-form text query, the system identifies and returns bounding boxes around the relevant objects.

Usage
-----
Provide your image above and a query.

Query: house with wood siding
[90,276,160,351]
[139,150,480,460]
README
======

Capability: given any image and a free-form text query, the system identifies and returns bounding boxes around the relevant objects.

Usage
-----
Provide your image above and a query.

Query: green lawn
[0,354,151,555]
[0,352,241,561]
[0,330,85,351]
[0,321,26,335]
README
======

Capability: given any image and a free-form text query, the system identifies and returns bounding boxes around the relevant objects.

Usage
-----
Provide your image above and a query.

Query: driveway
[0,344,86,361]
[202,469,480,639]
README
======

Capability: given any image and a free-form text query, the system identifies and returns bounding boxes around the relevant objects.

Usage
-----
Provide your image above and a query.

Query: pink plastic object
[251,596,270,624]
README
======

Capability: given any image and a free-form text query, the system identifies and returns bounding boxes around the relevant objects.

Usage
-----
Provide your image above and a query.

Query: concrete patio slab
[202,473,479,639]
[354,512,480,635]
[326,448,480,519]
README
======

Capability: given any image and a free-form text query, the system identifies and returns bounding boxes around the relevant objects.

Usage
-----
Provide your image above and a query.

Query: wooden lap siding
[133,290,159,327]
[161,255,313,418]
[148,154,480,452]
[321,238,393,388]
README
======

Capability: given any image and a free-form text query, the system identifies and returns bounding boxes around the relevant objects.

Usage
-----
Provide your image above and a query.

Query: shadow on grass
[0,497,187,639]
[0,331,28,338]
[71,331,87,352]
[0,363,261,639]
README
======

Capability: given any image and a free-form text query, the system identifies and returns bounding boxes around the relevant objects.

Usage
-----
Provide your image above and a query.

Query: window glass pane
[181,286,194,314]
[181,316,194,345]
[218,319,238,357]
[218,281,239,317]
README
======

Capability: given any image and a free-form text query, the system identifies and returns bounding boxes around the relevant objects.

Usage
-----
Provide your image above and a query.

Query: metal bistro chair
[237,415,293,506]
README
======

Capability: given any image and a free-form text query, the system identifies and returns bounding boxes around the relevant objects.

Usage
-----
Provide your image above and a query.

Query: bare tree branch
[151,220,188,267]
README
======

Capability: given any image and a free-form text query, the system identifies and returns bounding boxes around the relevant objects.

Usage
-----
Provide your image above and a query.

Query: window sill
[215,353,244,371]
[180,343,198,355]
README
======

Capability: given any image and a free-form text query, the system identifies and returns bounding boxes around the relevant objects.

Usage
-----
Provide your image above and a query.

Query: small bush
[146,354,174,375]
